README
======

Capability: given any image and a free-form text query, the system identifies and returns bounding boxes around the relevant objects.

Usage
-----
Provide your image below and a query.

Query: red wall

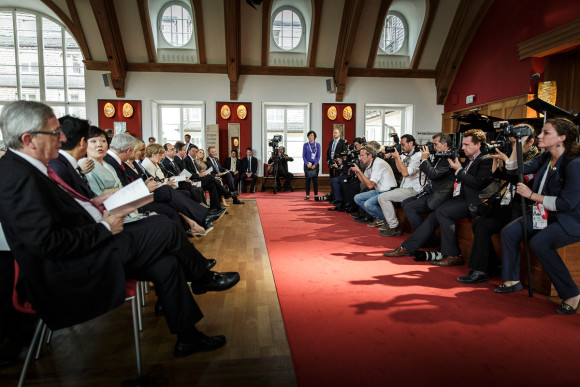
[444,0,580,113]
[321,103,356,173]
[97,100,142,138]
[216,102,252,164]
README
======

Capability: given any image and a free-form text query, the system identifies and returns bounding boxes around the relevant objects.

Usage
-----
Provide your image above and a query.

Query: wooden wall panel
[97,99,142,138]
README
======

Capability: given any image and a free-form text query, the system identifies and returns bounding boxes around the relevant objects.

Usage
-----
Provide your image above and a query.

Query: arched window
[158,2,193,47]
[379,13,406,55]
[0,9,86,119]
[271,7,304,51]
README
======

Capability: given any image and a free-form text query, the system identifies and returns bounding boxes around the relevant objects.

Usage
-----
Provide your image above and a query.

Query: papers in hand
[179,169,192,178]
[103,179,154,215]
[171,175,186,182]
[206,166,214,174]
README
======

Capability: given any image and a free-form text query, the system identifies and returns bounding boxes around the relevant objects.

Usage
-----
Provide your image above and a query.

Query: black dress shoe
[203,208,226,228]
[205,258,217,270]
[174,334,226,358]
[494,282,523,293]
[233,197,244,204]
[457,270,489,284]
[154,302,165,316]
[192,272,240,294]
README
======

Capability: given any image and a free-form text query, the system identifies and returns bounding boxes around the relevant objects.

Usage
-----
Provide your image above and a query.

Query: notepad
[103,179,154,215]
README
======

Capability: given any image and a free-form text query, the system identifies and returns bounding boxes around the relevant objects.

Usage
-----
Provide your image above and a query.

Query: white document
[179,169,192,178]
[0,223,10,251]
[206,167,214,174]
[103,179,154,215]
[171,175,186,182]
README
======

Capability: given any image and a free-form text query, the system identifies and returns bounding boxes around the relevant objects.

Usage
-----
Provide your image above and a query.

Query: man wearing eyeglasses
[0,101,240,358]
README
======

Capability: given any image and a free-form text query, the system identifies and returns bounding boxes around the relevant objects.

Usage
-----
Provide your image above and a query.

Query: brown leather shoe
[379,225,402,237]
[384,246,412,257]
[431,255,465,266]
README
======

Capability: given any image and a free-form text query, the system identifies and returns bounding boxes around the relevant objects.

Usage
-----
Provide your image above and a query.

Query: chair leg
[143,281,149,295]
[18,319,44,387]
[130,297,143,377]
[140,281,146,307]
[135,284,143,332]
[34,323,48,360]
[45,329,53,345]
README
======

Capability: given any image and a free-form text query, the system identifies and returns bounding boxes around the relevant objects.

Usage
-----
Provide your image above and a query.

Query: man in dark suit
[400,132,456,231]
[241,147,258,193]
[161,143,206,204]
[48,115,95,199]
[183,145,236,210]
[0,101,240,357]
[224,149,241,193]
[327,127,347,178]
[267,146,294,191]
[206,146,243,204]
[174,141,187,171]
[385,129,494,265]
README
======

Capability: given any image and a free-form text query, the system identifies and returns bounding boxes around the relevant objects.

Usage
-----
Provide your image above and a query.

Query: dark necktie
[212,158,219,172]
[171,160,179,173]
[47,166,103,214]
[76,166,89,185]
[247,157,251,172]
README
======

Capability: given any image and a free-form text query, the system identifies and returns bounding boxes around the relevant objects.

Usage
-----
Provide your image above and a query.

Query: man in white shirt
[377,134,424,236]
[351,146,397,223]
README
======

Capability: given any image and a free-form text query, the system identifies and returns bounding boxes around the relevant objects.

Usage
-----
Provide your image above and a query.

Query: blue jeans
[330,176,344,201]
[354,190,384,220]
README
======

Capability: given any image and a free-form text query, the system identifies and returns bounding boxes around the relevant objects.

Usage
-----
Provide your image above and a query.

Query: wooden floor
[0,199,298,386]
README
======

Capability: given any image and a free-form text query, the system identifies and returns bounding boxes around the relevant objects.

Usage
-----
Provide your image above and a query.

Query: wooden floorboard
[0,199,298,386]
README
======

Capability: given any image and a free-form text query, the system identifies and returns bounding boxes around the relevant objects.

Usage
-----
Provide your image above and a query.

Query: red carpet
[256,192,580,386]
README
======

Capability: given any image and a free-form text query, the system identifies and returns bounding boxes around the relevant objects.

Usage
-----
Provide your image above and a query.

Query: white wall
[86,71,442,170]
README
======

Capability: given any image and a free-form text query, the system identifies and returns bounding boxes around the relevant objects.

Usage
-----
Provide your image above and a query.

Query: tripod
[515,135,534,297]
[272,157,280,194]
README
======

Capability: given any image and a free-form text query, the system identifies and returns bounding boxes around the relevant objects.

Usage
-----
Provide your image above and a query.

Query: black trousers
[196,175,229,209]
[151,185,209,224]
[304,166,318,196]
[468,206,512,272]
[0,251,17,343]
[119,216,210,334]
[402,193,431,230]
[276,171,293,188]
[241,173,257,192]
[403,196,472,255]
[342,179,362,208]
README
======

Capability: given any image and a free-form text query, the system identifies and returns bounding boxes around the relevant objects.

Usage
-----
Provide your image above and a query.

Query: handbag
[305,167,317,179]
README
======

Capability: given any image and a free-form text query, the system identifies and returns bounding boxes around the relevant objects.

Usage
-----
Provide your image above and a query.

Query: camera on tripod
[269,134,282,161]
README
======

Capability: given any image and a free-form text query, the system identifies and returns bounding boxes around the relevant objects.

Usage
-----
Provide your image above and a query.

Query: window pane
[380,14,405,54]
[0,87,17,101]
[49,105,65,119]
[161,107,181,144]
[160,4,193,47]
[286,132,303,174]
[272,9,302,50]
[68,105,86,118]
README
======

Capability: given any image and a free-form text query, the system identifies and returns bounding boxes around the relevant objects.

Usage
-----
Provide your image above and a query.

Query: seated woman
[497,118,580,315]
[142,143,170,182]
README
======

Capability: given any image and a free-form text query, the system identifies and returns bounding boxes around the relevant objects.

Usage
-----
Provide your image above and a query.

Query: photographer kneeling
[496,118,580,315]
[327,155,353,211]
[267,145,294,191]
[351,146,397,223]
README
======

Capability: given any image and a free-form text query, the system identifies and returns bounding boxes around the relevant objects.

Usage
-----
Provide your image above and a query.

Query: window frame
[0,8,86,124]
[155,101,206,149]
[262,102,311,175]
[364,104,414,146]
[157,1,194,48]
[378,12,408,55]
[271,6,305,52]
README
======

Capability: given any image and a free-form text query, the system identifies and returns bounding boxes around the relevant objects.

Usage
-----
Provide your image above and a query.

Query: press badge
[311,153,316,159]
[532,203,547,229]
[500,184,512,206]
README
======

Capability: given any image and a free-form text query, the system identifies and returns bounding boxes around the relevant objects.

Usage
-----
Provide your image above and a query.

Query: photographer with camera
[330,137,366,212]
[400,133,455,232]
[376,134,423,236]
[351,145,397,223]
[496,118,580,314]
[456,126,539,284]
[327,127,347,178]
[385,129,493,264]
[267,145,294,191]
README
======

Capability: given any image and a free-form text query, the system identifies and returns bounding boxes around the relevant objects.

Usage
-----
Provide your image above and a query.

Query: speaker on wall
[326,78,335,93]
[102,73,111,87]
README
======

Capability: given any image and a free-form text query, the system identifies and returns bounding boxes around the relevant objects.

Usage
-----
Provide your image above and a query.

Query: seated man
[160,142,206,204]
[400,133,455,231]
[206,146,239,197]
[224,149,241,192]
[173,141,187,171]
[384,129,494,266]
[0,101,240,358]
[351,146,397,223]
[241,147,258,193]
[267,146,294,191]
[377,135,424,236]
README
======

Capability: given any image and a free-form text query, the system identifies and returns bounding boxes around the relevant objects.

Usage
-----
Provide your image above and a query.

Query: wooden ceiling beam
[435,0,494,105]
[191,0,207,64]
[224,0,241,100]
[366,0,392,68]
[410,0,439,69]
[308,0,323,67]
[261,0,273,66]
[241,65,333,76]
[136,0,156,63]
[333,0,366,102]
[89,0,128,97]
[348,68,436,78]
[41,0,92,61]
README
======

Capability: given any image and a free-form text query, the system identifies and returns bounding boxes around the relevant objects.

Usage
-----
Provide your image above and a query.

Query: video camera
[269,134,282,162]
[493,121,533,138]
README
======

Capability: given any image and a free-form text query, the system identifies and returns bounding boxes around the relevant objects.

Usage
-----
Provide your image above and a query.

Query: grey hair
[0,101,55,150]
[363,145,377,158]
[109,133,138,153]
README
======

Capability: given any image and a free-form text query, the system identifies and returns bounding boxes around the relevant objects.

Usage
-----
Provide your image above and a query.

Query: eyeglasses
[28,129,61,136]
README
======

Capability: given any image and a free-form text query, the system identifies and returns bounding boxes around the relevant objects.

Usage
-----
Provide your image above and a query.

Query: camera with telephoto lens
[269,134,282,162]
[434,148,462,159]
[482,137,512,156]
[493,121,533,138]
